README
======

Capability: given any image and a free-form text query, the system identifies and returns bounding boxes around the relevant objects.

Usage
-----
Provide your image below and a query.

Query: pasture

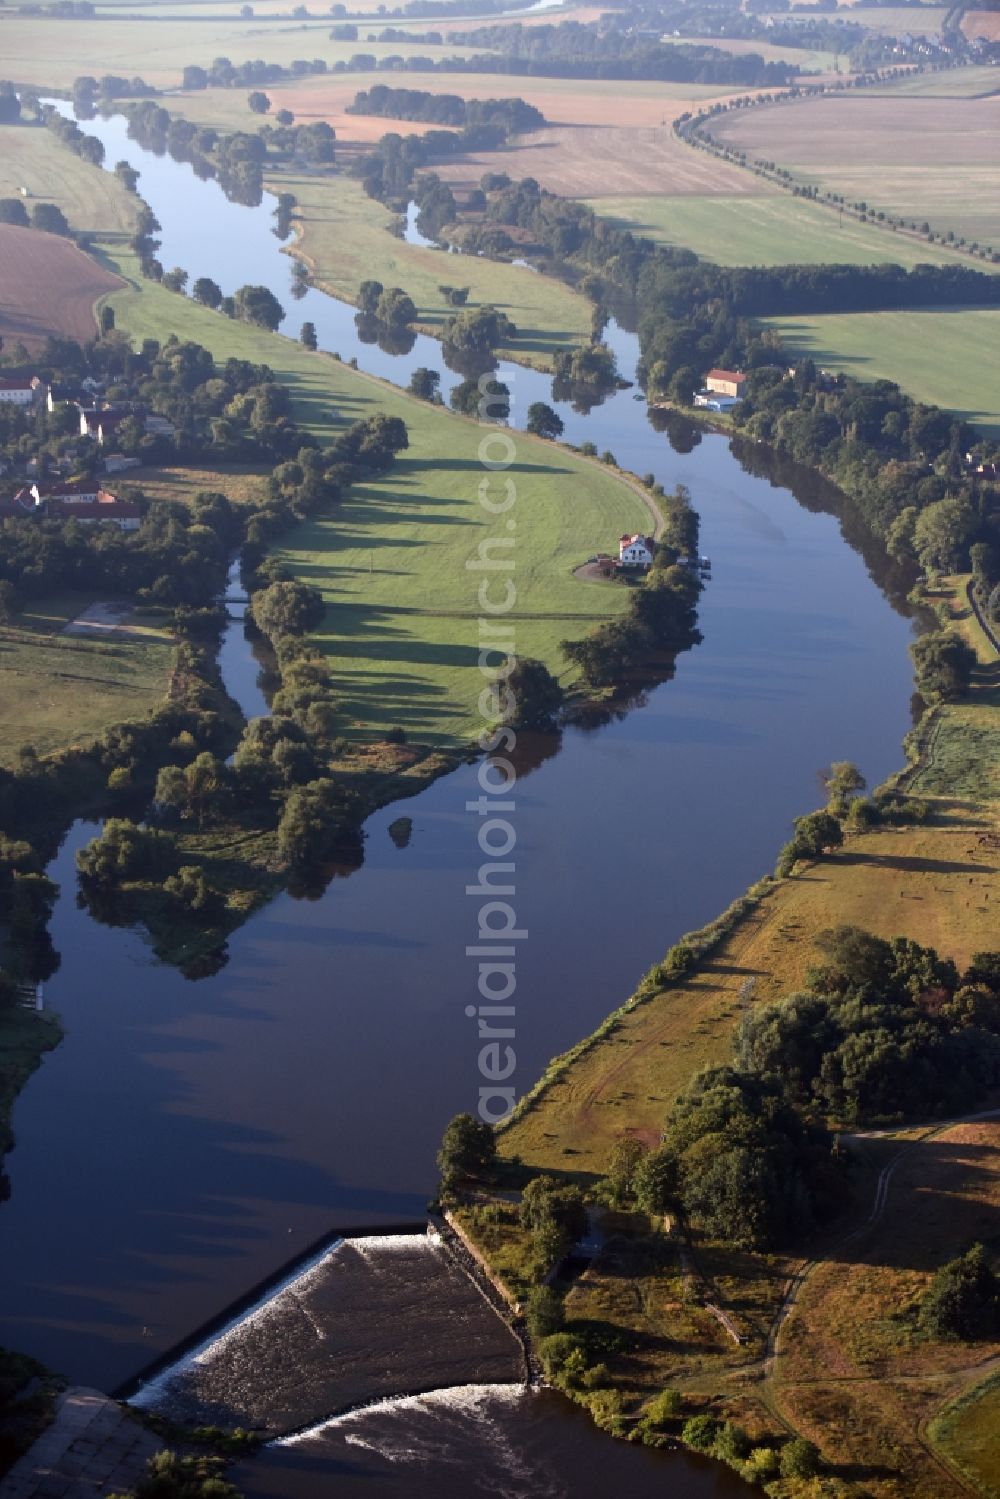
[709,92,1000,250]
[100,248,647,745]
[0,597,175,767]
[963,9,1000,41]
[585,192,1000,270]
[766,307,1000,435]
[931,1376,1000,1496]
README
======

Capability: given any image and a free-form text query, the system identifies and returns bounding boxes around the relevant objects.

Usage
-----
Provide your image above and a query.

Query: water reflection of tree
[570,650,683,732]
[646,405,702,455]
[731,437,917,615]
[354,315,417,358]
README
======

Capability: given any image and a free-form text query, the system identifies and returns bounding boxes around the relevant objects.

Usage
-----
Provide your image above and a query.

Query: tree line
[346,85,545,133]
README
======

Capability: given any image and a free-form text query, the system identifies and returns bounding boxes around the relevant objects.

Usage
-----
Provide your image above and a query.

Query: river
[0,105,918,1494]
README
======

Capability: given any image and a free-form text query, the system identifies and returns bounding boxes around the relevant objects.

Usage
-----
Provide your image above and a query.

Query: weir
[131,1230,525,1437]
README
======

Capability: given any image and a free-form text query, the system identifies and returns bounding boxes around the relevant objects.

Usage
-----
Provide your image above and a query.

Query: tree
[779,1437,821,1480]
[506,658,563,728]
[910,631,976,702]
[519,1177,587,1242]
[437,1111,495,1187]
[30,203,70,236]
[776,810,843,876]
[823,760,865,812]
[604,1135,647,1204]
[375,286,417,328]
[0,198,29,227]
[920,1245,999,1341]
[668,365,699,405]
[408,366,440,402]
[357,278,384,317]
[300,320,318,350]
[192,276,222,308]
[251,580,324,639]
[233,283,285,330]
[526,401,563,440]
[276,108,295,127]
[451,378,510,420]
[525,1286,565,1338]
[248,91,271,115]
[914,495,977,573]
[161,266,189,294]
[635,1147,677,1218]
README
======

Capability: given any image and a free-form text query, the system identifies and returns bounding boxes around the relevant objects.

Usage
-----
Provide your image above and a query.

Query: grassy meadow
[0,596,175,767]
[586,192,1000,270]
[765,306,1000,435]
[97,246,647,745]
[930,1375,1000,1496]
[0,126,139,239]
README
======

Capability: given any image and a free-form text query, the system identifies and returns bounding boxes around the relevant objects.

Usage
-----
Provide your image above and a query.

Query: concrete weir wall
[130,1228,525,1437]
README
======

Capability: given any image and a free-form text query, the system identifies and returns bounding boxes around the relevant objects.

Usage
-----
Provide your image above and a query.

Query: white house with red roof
[619,532,655,568]
[0,375,46,407]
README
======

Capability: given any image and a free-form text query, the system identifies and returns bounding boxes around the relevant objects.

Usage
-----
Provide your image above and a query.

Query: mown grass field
[710,91,1000,251]
[281,172,591,370]
[586,192,1000,270]
[931,1374,1000,1496]
[99,246,648,744]
[0,125,138,239]
[0,596,175,767]
[766,306,1000,435]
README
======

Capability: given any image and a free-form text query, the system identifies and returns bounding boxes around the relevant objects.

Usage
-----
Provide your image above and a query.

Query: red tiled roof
[706,368,746,384]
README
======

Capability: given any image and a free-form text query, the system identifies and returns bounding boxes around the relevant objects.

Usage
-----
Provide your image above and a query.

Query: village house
[0,375,47,407]
[619,532,655,568]
[11,479,141,531]
[78,407,133,445]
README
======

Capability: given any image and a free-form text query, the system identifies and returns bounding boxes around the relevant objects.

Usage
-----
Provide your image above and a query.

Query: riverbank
[458,574,1000,1497]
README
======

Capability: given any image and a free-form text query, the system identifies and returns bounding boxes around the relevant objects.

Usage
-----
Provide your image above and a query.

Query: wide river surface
[0,106,918,1494]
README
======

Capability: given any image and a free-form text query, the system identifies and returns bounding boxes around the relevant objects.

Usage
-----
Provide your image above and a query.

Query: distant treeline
[436,19,800,85]
[346,85,544,133]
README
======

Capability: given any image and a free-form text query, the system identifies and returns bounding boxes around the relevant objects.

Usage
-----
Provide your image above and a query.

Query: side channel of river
[0,105,919,1496]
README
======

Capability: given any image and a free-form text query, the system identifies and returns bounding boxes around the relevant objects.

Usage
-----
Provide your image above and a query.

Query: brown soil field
[963,8,1000,39]
[0,224,122,349]
[712,93,1000,170]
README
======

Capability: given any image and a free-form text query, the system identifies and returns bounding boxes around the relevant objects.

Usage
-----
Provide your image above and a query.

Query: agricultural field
[765,306,1000,435]
[585,191,1000,270]
[0,596,175,767]
[0,223,122,349]
[862,62,1000,96]
[662,33,843,73]
[963,9,1000,42]
[98,247,648,744]
[709,91,1000,250]
[0,16,480,90]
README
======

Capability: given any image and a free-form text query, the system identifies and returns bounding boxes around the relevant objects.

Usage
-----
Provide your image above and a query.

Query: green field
[0,127,138,239]
[930,1375,1000,1497]
[585,192,1000,270]
[99,247,647,744]
[0,597,175,767]
[862,64,1000,97]
[766,306,1000,435]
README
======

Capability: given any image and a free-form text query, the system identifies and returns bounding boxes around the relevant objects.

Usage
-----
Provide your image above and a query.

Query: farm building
[11,480,140,531]
[78,406,133,444]
[28,477,106,505]
[705,369,747,399]
[619,532,655,568]
[694,391,741,412]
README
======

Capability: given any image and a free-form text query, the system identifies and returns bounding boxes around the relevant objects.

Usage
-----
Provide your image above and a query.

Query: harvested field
[0,124,138,238]
[964,9,1000,41]
[436,121,770,196]
[0,223,122,350]
[710,92,1000,247]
